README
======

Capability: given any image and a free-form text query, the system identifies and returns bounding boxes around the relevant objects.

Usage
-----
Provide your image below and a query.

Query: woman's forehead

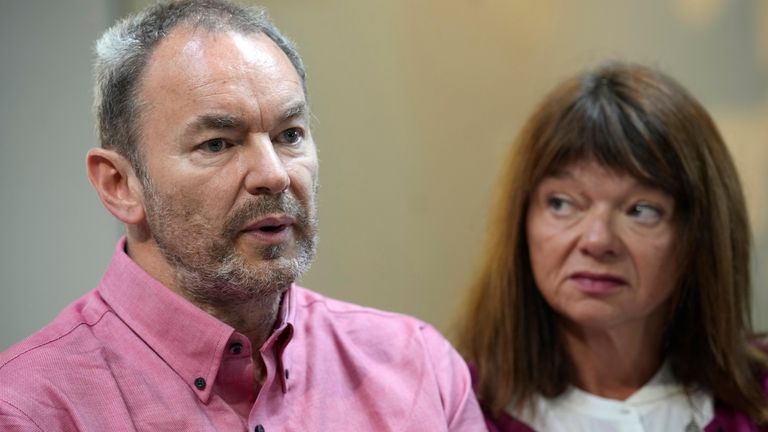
[536,156,674,194]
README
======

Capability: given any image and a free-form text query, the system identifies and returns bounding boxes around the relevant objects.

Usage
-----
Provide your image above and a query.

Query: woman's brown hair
[456,61,768,423]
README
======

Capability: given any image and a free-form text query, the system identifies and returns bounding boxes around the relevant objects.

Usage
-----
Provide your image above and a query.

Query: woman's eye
[278,128,304,145]
[546,196,573,216]
[201,138,229,153]
[629,203,663,224]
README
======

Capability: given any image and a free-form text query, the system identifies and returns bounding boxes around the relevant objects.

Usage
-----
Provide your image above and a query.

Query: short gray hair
[93,0,306,177]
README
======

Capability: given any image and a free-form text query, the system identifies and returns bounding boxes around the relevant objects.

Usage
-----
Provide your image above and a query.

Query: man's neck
[195,290,285,387]
[199,292,284,352]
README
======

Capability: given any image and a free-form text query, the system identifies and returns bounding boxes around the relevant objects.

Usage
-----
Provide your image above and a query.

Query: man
[0,1,485,430]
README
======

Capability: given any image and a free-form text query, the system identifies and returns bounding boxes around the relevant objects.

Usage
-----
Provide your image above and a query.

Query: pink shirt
[0,239,485,431]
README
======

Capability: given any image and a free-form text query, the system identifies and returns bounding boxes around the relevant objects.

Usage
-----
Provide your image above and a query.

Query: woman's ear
[86,148,146,225]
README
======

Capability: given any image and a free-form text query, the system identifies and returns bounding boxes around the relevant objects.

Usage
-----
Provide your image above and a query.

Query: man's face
[135,27,318,304]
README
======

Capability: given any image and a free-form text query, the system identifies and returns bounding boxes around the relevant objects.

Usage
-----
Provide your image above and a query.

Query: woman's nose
[578,210,622,259]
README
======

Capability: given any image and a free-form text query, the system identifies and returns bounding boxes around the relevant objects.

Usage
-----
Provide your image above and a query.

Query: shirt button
[284,369,290,380]
[229,342,244,355]
[194,377,206,390]
[254,425,265,432]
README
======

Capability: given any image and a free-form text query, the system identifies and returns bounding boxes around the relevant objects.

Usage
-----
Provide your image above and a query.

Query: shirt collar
[546,362,712,424]
[556,363,679,410]
[97,237,297,401]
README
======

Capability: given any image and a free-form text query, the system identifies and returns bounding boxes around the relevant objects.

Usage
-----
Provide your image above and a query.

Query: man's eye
[278,128,304,145]
[201,138,229,153]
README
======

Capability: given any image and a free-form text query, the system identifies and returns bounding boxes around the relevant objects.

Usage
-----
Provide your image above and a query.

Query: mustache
[222,193,309,239]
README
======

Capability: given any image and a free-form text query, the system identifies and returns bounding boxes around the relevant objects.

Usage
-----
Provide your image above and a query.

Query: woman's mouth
[569,272,627,294]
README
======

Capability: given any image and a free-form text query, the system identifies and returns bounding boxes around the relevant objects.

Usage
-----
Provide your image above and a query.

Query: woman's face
[526,159,679,332]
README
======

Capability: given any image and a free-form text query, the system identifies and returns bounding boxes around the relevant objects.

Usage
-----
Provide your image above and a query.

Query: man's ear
[86,148,146,225]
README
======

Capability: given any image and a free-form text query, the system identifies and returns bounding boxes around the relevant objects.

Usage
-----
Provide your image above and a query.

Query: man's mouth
[256,224,289,233]
[241,215,296,244]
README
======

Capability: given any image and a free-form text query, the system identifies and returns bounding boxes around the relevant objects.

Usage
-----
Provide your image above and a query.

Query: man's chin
[182,261,295,304]
[240,252,296,270]
[236,240,291,261]
[228,240,314,291]
[238,256,301,286]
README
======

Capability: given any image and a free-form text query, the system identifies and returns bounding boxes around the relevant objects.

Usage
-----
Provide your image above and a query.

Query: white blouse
[508,363,713,432]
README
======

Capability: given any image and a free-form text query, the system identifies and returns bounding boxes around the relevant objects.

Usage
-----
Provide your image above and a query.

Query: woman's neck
[561,319,666,400]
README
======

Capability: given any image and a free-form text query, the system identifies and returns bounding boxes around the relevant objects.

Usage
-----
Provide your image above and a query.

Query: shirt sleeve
[420,324,489,432]
[0,400,44,432]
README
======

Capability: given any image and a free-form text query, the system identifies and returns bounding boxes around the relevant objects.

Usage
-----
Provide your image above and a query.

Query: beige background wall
[261,0,768,334]
[1,0,766,350]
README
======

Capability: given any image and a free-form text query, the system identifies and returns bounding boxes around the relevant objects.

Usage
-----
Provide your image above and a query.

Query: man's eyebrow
[186,103,308,135]
[279,101,310,123]
[188,114,246,133]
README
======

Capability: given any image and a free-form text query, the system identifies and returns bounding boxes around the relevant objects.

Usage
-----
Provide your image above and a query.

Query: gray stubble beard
[142,176,318,308]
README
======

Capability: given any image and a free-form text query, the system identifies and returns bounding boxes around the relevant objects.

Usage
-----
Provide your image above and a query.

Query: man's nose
[242,134,290,195]
[578,210,622,259]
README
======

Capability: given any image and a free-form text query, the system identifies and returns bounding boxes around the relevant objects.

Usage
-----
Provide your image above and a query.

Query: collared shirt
[510,363,713,432]
[0,239,485,431]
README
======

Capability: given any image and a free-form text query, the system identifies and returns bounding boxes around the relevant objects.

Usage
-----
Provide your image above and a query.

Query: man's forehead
[138,25,304,102]
[150,26,283,70]
[135,24,308,142]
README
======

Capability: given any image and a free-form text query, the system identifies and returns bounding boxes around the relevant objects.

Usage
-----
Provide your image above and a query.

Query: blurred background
[1,0,766,350]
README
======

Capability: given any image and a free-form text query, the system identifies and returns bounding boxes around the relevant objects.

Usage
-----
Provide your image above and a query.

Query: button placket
[616,405,644,432]
[274,327,292,393]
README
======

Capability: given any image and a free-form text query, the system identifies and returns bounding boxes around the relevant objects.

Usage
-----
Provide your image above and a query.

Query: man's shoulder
[293,285,432,332]
[0,287,148,429]
[292,285,452,356]
[289,286,485,431]
[0,289,109,376]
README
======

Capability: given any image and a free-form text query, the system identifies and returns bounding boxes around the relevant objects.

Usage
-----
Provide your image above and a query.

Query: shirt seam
[0,398,45,431]
[299,296,426,323]
[0,308,110,370]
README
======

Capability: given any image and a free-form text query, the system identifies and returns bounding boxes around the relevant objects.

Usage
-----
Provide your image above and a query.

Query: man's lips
[241,215,296,243]
[569,271,627,294]
[243,215,295,231]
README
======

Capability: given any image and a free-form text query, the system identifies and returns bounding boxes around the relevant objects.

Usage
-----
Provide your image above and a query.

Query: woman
[457,62,768,431]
